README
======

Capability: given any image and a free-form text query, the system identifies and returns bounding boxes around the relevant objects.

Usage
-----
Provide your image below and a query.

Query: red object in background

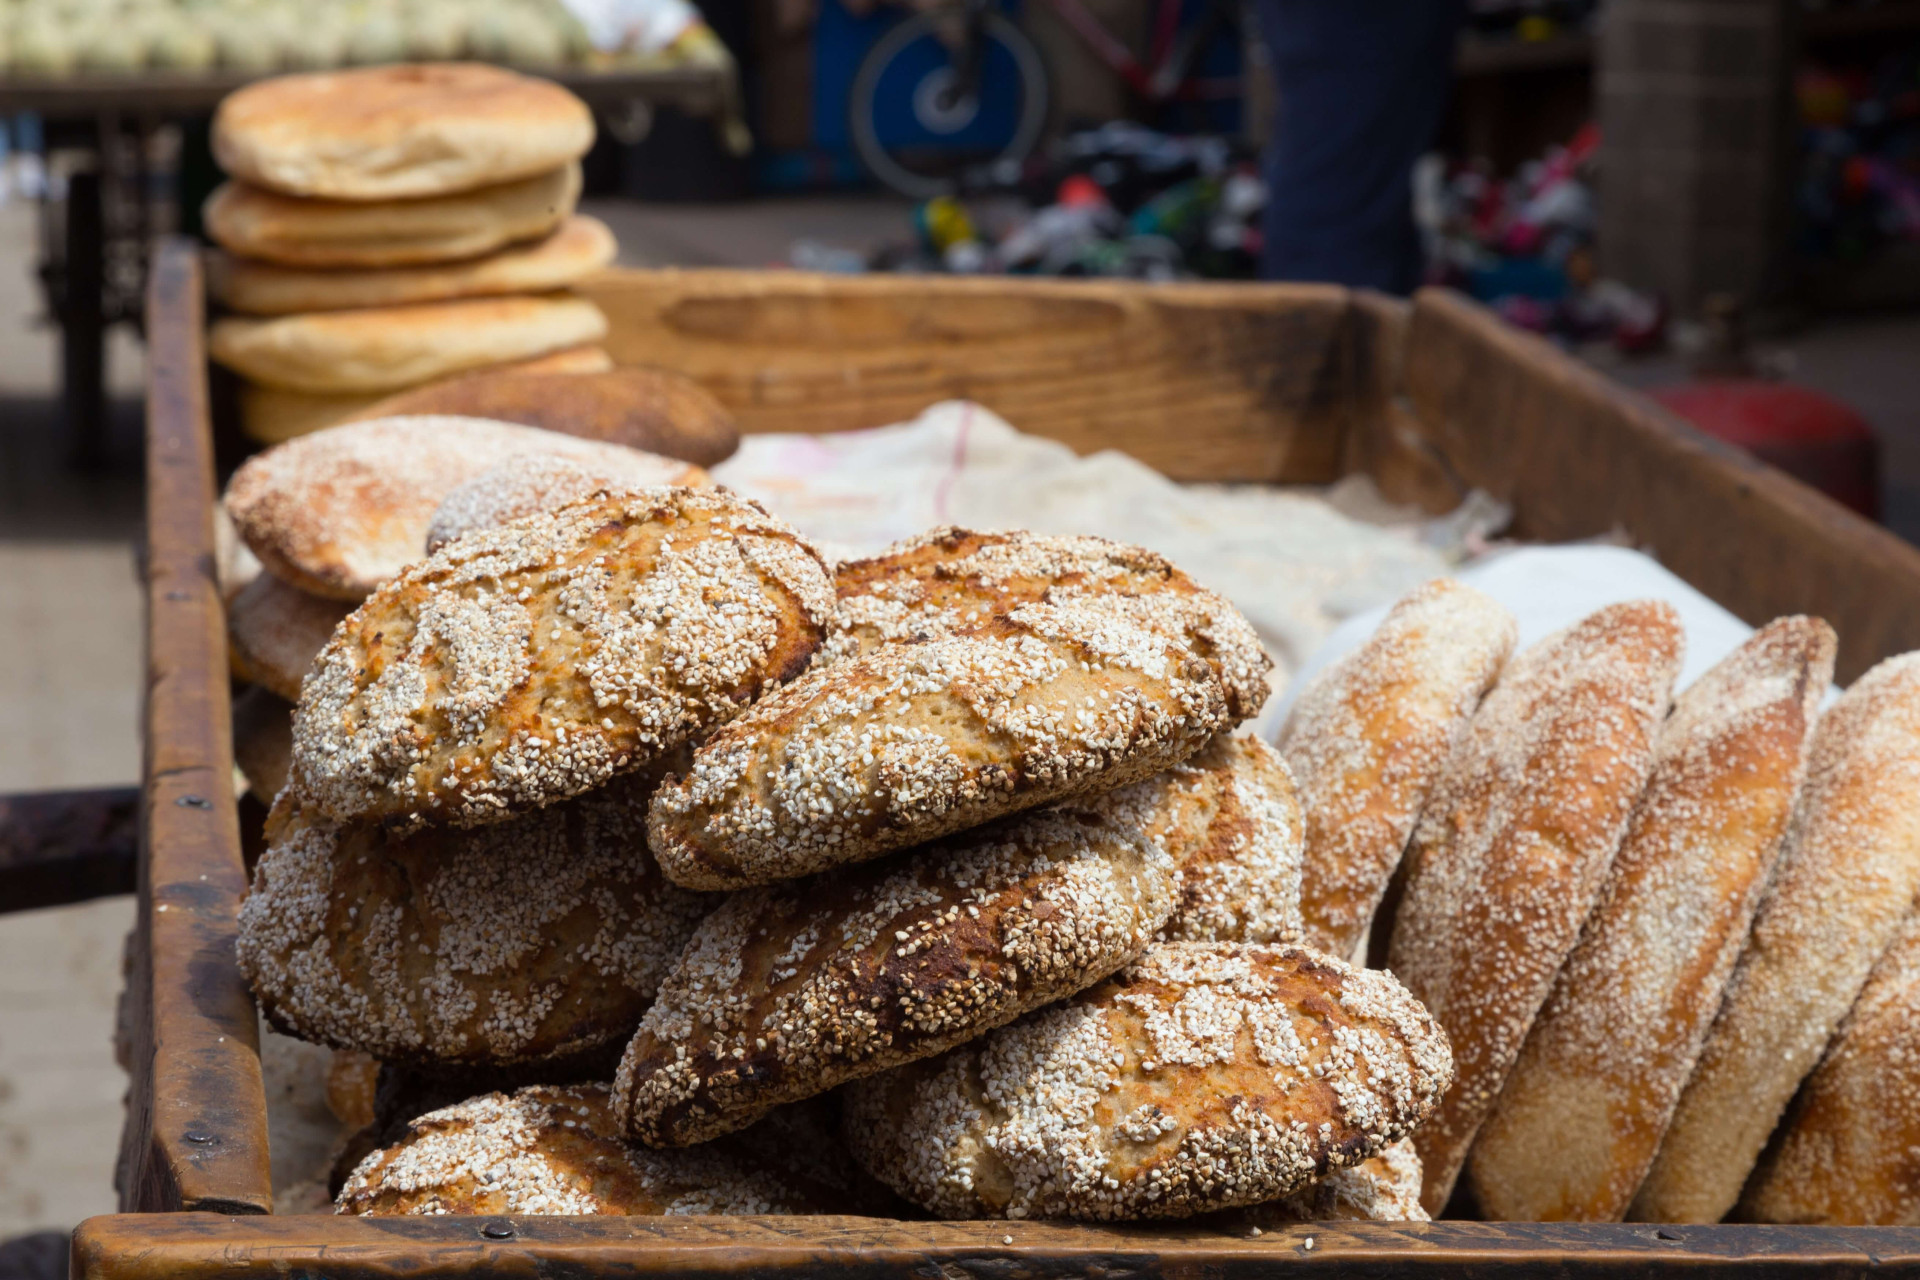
[1055,174,1108,208]
[1651,380,1881,519]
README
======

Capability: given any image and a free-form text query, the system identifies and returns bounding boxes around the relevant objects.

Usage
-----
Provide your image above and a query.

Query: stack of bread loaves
[204,63,619,445]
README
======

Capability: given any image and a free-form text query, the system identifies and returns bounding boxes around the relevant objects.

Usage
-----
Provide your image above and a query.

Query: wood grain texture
[116,237,273,1216]
[0,786,137,912]
[71,1211,1920,1279]
[1402,288,1920,682]
[578,269,1354,483]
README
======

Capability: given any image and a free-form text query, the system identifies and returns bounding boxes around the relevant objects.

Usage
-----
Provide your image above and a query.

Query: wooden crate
[79,237,1920,1278]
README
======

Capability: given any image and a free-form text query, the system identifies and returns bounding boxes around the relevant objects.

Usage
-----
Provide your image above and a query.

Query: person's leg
[1257,0,1466,292]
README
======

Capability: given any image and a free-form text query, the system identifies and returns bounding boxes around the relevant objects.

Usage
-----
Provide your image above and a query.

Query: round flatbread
[213,63,594,200]
[226,571,352,701]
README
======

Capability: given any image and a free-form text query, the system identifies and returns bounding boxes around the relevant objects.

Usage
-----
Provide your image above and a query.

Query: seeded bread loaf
[1219,1139,1429,1225]
[426,453,712,554]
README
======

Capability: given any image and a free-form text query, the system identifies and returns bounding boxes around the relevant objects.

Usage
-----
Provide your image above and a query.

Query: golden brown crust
[830,527,1272,723]
[227,571,353,700]
[1216,1139,1429,1225]
[1090,731,1305,945]
[289,486,834,829]
[237,770,716,1067]
[345,367,740,466]
[613,804,1177,1146]
[232,685,294,803]
[1468,617,1833,1222]
[425,454,712,554]
[337,1084,833,1215]
[1282,579,1515,957]
[224,415,707,600]
[649,606,1230,890]
[1739,911,1920,1226]
[202,165,580,269]
[213,64,594,200]
[1385,600,1683,1215]
[1631,651,1920,1224]
[842,941,1452,1221]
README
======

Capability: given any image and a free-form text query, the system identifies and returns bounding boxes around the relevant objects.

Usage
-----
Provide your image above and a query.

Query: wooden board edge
[0,786,138,913]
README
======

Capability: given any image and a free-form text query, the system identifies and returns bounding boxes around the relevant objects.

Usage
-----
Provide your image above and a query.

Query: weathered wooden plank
[579,269,1354,484]
[115,237,272,1217]
[0,786,137,912]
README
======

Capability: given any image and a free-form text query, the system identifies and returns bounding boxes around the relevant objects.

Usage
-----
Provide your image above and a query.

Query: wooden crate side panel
[118,239,273,1215]
[580,269,1353,484]
[1339,291,1470,515]
[71,1212,1920,1280]
[1403,287,1920,682]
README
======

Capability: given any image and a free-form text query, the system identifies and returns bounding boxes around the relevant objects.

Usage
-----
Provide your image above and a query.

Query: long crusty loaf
[1386,600,1683,1215]
[1467,617,1834,1220]
[1630,650,1920,1223]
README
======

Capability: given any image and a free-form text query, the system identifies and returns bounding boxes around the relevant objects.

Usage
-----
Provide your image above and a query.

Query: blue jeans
[1256,0,1466,292]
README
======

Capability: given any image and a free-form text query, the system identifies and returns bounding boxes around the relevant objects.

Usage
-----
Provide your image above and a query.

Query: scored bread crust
[1630,651,1920,1224]
[212,64,594,201]
[1385,600,1683,1215]
[841,940,1453,1221]
[337,1084,830,1216]
[289,487,834,829]
[224,415,706,600]
[202,164,580,269]
[426,453,712,554]
[1739,910,1920,1226]
[1282,578,1515,957]
[226,571,352,701]
[613,805,1177,1147]
[1468,617,1834,1221]
[829,527,1272,723]
[1091,731,1306,945]
[209,295,610,395]
[208,214,614,314]
[237,772,716,1066]
[647,605,1232,890]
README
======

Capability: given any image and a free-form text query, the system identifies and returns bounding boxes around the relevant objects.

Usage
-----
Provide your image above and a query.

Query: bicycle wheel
[849,9,1049,199]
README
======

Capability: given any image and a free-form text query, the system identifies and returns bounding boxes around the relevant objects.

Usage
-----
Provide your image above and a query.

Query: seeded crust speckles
[236,770,718,1066]
[1088,731,1305,945]
[289,486,834,829]
[842,940,1452,1221]
[337,1084,833,1215]
[1469,617,1833,1223]
[223,414,709,600]
[1740,910,1920,1226]
[613,804,1177,1147]
[1281,579,1515,957]
[1216,1138,1429,1225]
[1631,650,1920,1225]
[227,571,353,702]
[426,453,711,554]
[1385,600,1682,1216]
[828,527,1272,723]
[648,606,1231,890]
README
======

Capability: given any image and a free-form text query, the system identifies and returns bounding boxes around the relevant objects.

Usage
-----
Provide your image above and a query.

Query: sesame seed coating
[828,527,1272,723]
[1215,1138,1429,1225]
[613,804,1177,1147]
[426,452,710,554]
[1386,600,1682,1215]
[648,605,1231,890]
[1088,731,1306,945]
[1282,578,1515,957]
[336,1084,836,1216]
[223,414,708,600]
[227,571,354,702]
[289,485,835,829]
[841,940,1452,1221]
[236,770,718,1067]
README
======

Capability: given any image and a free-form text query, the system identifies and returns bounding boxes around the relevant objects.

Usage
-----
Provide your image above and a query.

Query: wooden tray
[78,237,1920,1278]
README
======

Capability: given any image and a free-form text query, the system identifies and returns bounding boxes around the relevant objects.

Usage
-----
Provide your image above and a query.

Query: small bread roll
[1387,600,1683,1215]
[1468,617,1834,1221]
[1631,651,1920,1223]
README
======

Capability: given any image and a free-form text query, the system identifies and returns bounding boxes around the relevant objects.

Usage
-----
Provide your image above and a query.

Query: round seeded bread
[209,214,614,315]
[613,804,1177,1147]
[224,415,707,600]
[427,453,711,553]
[202,163,580,269]
[209,295,608,395]
[337,1084,831,1215]
[213,64,594,200]
[238,772,715,1066]
[648,606,1233,891]
[829,527,1272,723]
[226,571,352,701]
[841,940,1453,1221]
[289,487,834,828]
